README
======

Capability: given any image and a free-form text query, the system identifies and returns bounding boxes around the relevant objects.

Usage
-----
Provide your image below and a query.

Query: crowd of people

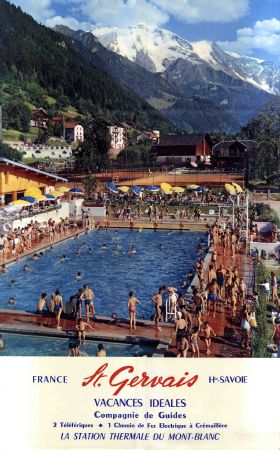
[0,217,82,263]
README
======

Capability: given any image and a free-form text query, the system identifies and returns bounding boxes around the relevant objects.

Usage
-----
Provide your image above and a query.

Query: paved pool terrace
[0,309,173,357]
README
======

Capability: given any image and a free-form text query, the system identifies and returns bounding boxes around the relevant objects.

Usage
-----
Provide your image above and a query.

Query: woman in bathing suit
[175,315,189,345]
[54,289,63,329]
[128,291,140,330]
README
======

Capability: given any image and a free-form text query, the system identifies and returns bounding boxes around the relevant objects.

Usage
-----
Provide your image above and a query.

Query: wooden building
[0,158,67,205]
[155,134,213,164]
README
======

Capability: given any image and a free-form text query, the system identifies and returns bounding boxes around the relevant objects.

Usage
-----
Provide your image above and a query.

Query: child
[190,326,200,358]
[229,287,238,318]
[76,318,95,345]
[203,321,216,355]
[177,336,189,358]
[239,278,247,306]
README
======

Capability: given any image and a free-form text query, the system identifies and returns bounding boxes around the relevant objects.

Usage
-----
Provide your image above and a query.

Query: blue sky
[12,0,280,64]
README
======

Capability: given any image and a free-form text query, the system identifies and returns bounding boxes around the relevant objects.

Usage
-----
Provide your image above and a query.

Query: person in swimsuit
[75,288,84,319]
[207,279,218,317]
[203,321,216,355]
[96,343,106,357]
[239,278,247,306]
[193,287,203,328]
[167,286,178,315]
[151,286,165,331]
[229,286,238,318]
[128,291,140,330]
[68,342,80,357]
[175,315,188,344]
[177,336,189,358]
[240,304,250,349]
[54,289,63,329]
[76,318,95,345]
[83,284,95,323]
[190,326,200,357]
[36,293,48,313]
[270,272,279,305]
[49,293,55,314]
[216,264,226,299]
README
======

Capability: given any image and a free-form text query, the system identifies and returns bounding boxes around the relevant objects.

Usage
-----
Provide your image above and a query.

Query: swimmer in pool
[32,253,39,260]
[10,279,16,286]
[75,248,81,255]
[138,227,143,232]
[24,264,32,272]
[115,243,121,252]
[160,244,164,250]
[100,244,107,250]
[68,342,80,357]
[8,297,16,305]
[128,246,136,254]
[0,264,7,273]
[60,255,67,262]
[75,272,83,281]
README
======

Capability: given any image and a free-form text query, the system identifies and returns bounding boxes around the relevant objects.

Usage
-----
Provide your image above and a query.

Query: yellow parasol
[225,183,236,195]
[57,186,70,192]
[10,200,32,206]
[50,190,64,197]
[160,182,173,194]
[172,186,185,193]
[118,186,130,192]
[32,194,47,201]
[24,187,42,197]
[187,184,200,190]
[232,182,243,193]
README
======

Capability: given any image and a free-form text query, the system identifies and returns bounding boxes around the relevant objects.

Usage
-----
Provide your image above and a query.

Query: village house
[155,134,213,165]
[137,130,160,144]
[65,122,84,143]
[211,140,256,173]
[30,108,49,128]
[108,124,126,152]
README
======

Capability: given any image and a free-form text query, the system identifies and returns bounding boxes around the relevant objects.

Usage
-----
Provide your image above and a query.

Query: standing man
[151,286,165,331]
[83,284,95,322]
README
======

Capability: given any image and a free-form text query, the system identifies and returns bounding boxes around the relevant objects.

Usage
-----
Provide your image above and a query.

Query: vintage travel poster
[0,0,279,448]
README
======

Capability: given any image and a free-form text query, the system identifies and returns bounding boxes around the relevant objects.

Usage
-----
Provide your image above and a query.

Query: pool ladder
[165,296,177,323]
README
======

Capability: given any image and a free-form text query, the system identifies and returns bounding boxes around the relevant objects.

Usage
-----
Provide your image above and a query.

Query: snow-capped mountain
[92,24,280,95]
[55,24,276,132]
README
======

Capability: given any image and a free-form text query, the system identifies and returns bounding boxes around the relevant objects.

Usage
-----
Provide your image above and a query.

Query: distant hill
[0,0,175,133]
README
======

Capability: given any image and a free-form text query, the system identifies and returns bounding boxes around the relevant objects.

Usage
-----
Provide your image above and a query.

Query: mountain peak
[92,24,280,94]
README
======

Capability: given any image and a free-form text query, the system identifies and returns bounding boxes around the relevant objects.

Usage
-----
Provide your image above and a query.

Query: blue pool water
[0,229,206,319]
[0,333,155,356]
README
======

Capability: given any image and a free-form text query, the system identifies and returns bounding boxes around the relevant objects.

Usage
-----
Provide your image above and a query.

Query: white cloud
[152,0,249,24]
[12,0,54,21]
[218,18,280,55]
[46,15,93,31]
[11,0,250,29]
[81,0,169,27]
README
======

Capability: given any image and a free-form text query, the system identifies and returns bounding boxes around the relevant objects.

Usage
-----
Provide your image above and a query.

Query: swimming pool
[0,333,156,356]
[0,229,206,319]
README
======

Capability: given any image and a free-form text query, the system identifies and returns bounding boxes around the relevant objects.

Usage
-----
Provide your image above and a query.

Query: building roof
[212,140,257,152]
[31,108,48,117]
[0,158,68,182]
[156,134,208,147]
[65,122,82,129]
